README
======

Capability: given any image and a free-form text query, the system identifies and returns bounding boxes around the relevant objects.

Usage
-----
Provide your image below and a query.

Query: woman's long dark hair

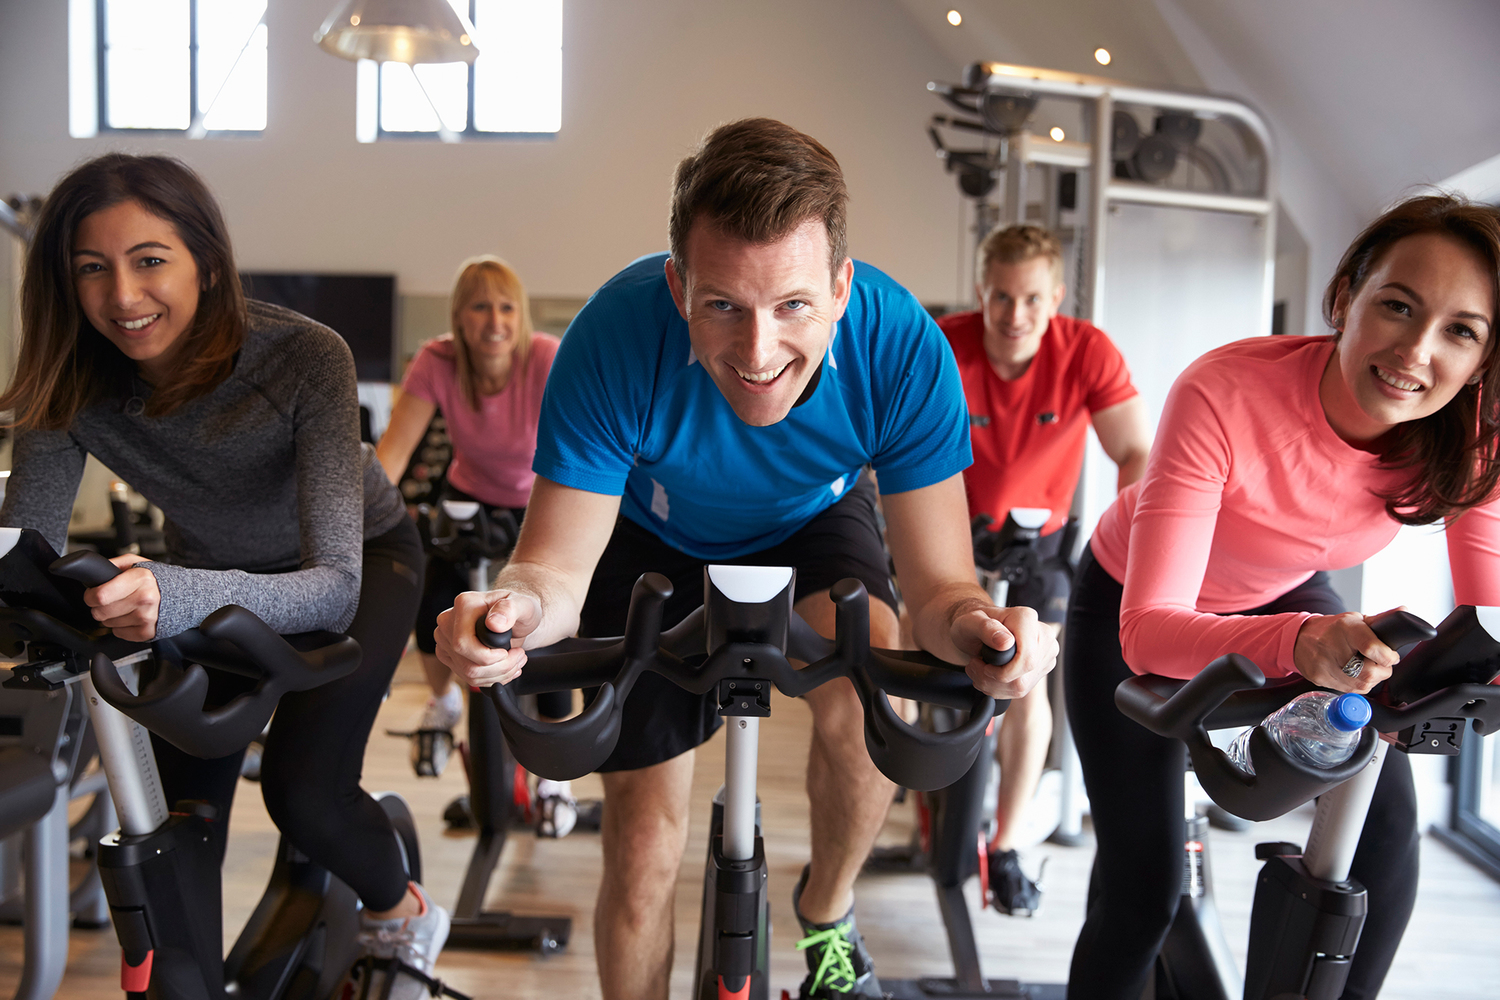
[1324,195,1500,525]
[1,154,246,429]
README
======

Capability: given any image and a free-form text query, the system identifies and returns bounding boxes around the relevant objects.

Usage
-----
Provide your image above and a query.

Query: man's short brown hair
[669,118,848,279]
[976,224,1064,286]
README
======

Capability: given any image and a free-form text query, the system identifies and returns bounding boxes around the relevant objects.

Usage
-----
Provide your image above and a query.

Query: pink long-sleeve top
[1089,335,1500,679]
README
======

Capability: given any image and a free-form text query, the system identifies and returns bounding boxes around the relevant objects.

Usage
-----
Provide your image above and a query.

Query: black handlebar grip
[475,618,513,650]
[981,642,1017,667]
[50,551,124,589]
[1366,608,1437,652]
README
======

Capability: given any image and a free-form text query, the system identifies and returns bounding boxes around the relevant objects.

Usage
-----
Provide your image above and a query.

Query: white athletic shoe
[341,882,455,1000]
[534,779,578,838]
[409,688,464,778]
[418,687,464,731]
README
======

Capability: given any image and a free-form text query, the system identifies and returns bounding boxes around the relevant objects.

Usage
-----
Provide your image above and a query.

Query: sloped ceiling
[892,0,1205,91]
[894,0,1500,215]
[1165,0,1500,211]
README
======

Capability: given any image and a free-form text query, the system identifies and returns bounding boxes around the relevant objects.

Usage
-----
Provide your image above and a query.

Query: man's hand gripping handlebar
[466,572,1014,793]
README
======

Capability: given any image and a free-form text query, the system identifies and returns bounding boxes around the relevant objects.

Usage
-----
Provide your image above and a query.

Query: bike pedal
[1254,840,1303,860]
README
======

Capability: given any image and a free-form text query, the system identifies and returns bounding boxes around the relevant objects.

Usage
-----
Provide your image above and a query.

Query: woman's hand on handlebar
[83,554,160,641]
[433,589,539,687]
[956,604,1057,699]
[1293,610,1400,694]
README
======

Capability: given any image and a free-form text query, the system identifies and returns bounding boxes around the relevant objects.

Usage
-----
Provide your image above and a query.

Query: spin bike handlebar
[2,544,363,759]
[1115,608,1500,821]
[426,501,517,567]
[473,571,1014,792]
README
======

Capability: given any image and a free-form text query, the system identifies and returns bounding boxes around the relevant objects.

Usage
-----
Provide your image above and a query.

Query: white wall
[0,0,967,301]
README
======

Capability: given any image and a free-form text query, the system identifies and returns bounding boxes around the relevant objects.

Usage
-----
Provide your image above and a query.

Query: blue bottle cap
[1326,692,1372,732]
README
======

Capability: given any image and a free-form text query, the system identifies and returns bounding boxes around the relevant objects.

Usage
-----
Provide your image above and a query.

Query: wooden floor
[4,650,1499,999]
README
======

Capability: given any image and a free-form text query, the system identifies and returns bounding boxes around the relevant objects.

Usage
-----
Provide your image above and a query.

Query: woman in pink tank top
[1063,196,1500,1000]
[376,259,573,826]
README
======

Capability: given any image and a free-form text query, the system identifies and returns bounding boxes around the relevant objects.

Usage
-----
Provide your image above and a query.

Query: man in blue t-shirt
[436,118,1056,1000]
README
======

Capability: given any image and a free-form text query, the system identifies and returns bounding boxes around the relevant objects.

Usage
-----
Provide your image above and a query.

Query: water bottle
[1225,691,1372,776]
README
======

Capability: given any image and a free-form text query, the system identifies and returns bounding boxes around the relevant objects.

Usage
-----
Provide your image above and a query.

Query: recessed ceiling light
[1050,127,1066,142]
[1094,47,1111,66]
[947,10,962,26]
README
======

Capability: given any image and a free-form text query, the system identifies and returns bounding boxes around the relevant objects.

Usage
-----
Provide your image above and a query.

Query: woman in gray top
[0,154,450,987]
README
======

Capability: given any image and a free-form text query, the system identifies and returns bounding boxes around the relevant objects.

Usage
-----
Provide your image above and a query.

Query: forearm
[490,557,589,648]
[1118,602,1311,679]
[376,392,436,486]
[145,562,361,638]
[908,579,994,664]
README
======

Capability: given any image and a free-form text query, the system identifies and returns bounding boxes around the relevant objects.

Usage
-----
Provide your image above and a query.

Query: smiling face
[72,199,201,384]
[666,217,853,427]
[457,284,521,366]
[977,255,1066,379]
[1321,231,1496,444]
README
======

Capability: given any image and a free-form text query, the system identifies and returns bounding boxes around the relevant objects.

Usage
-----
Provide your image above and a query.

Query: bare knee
[601,757,693,895]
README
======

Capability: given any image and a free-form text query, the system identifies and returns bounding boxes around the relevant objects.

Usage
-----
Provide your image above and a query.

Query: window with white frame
[69,0,268,137]
[355,0,562,142]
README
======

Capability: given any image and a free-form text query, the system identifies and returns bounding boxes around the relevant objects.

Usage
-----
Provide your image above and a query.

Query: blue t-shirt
[534,254,972,559]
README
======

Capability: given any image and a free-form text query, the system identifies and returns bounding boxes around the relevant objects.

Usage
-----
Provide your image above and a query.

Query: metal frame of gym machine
[0,196,118,1000]
[929,59,1277,847]
[920,62,1278,994]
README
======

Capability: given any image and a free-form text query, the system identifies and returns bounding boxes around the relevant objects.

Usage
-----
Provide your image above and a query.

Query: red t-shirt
[938,311,1138,535]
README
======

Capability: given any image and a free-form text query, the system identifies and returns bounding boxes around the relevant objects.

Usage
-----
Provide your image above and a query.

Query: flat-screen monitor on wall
[240,272,396,382]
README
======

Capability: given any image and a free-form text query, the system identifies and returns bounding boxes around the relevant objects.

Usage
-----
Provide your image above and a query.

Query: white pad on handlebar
[1007,508,1051,530]
[441,500,482,521]
[1477,607,1500,643]
[707,565,794,605]
[0,528,20,559]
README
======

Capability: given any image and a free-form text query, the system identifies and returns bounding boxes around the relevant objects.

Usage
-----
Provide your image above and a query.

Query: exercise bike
[422,499,573,955]
[972,508,1081,853]
[0,482,163,999]
[0,609,113,1000]
[1115,606,1500,1000]
[474,564,1009,1000]
[861,510,1072,999]
[0,527,451,1000]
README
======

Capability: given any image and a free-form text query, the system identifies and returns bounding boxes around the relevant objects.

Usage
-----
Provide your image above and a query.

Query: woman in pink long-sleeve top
[1064,195,1500,1000]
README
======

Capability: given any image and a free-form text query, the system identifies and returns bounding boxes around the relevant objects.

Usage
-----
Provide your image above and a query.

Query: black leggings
[150,517,424,912]
[1063,545,1419,1000]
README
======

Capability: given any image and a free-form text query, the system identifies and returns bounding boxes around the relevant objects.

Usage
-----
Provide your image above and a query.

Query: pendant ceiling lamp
[314,0,479,64]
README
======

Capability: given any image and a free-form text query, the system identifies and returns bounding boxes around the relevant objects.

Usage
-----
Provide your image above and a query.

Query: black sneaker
[791,866,882,998]
[987,848,1042,917]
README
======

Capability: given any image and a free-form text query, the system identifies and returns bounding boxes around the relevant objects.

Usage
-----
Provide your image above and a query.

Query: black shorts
[579,473,898,772]
[1005,527,1071,625]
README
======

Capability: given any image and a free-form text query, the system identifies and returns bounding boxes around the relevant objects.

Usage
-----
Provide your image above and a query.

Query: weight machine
[926,60,1279,849]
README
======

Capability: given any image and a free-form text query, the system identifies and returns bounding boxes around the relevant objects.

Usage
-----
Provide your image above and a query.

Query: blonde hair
[449,256,533,410]
[976,224,1064,287]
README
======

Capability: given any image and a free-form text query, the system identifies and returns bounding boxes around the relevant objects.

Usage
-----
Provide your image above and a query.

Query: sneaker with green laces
[792,866,882,999]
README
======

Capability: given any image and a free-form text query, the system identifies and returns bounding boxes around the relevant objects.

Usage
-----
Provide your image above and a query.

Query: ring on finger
[1341,653,1364,679]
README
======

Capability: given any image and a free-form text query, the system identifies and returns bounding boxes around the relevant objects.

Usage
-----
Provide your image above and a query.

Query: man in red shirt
[938,224,1150,914]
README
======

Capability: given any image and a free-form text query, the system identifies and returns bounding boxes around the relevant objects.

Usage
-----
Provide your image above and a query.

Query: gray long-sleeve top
[0,301,407,638]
